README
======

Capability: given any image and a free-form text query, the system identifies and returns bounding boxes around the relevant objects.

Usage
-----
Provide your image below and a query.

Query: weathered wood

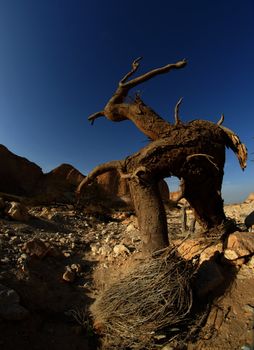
[80,58,247,254]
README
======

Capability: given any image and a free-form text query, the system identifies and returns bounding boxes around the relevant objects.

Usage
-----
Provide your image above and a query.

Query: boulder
[7,202,30,222]
[225,231,254,259]
[194,260,225,297]
[244,211,254,231]
[176,238,223,264]
[0,284,29,320]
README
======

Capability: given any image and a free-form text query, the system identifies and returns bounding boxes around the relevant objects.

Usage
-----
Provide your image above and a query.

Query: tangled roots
[91,246,197,350]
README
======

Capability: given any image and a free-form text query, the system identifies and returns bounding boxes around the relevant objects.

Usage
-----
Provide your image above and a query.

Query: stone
[126,223,136,233]
[225,231,254,258]
[244,211,254,231]
[224,249,239,260]
[62,267,76,283]
[113,244,130,256]
[70,264,82,273]
[23,238,49,258]
[98,245,112,256]
[194,260,225,297]
[0,197,5,209]
[7,202,30,222]
[0,144,43,196]
[0,283,29,320]
[246,255,254,268]
[176,238,223,264]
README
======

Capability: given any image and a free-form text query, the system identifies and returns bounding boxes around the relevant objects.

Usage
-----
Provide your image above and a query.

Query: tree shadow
[0,253,99,350]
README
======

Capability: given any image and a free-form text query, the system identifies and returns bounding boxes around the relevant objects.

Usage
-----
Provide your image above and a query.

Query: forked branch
[88,111,105,125]
[119,57,143,85]
[120,59,187,90]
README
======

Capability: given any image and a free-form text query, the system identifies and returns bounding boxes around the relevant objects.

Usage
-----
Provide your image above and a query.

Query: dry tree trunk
[78,58,247,255]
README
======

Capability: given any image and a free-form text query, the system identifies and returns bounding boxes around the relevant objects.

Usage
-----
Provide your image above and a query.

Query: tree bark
[128,179,169,254]
[80,58,247,255]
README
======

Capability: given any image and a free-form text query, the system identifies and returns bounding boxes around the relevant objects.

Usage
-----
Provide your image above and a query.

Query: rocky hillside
[0,145,170,207]
[0,145,43,196]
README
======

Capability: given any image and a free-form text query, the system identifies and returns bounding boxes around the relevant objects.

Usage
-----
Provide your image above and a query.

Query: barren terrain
[0,198,253,350]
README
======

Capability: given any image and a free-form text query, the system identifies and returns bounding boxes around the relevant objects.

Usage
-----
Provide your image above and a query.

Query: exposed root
[91,246,197,350]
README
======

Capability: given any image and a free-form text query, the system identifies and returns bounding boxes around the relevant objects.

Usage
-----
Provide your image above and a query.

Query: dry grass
[91,245,197,350]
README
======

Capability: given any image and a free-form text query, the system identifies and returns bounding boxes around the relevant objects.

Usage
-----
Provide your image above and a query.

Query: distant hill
[0,144,85,203]
[0,144,170,206]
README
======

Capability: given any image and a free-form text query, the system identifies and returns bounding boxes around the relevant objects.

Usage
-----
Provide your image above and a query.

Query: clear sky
[0,0,253,203]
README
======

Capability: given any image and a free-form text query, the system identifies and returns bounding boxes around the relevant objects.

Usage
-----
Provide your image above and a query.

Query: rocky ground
[0,199,253,350]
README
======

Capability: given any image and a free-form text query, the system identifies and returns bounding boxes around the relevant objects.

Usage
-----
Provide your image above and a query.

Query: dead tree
[77,58,247,254]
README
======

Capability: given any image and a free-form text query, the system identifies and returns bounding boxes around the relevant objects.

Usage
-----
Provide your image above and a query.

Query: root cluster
[91,246,197,349]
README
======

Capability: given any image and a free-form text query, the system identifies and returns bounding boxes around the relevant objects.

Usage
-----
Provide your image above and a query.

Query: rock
[243,304,254,314]
[244,192,254,203]
[0,144,43,196]
[90,243,100,255]
[70,264,82,273]
[0,283,29,320]
[225,231,254,258]
[62,267,76,283]
[246,255,254,268]
[98,245,112,257]
[113,244,130,256]
[224,249,239,260]
[126,223,136,232]
[161,345,174,350]
[176,238,223,264]
[237,264,253,280]
[0,197,5,209]
[7,202,30,222]
[244,211,254,231]
[23,238,49,258]
[94,169,170,207]
[39,163,85,203]
[194,260,225,297]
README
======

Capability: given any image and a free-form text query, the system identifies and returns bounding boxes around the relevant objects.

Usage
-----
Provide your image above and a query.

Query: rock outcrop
[0,145,85,204]
[96,169,170,204]
[0,144,43,196]
[245,192,254,203]
[37,164,85,203]
[0,145,170,206]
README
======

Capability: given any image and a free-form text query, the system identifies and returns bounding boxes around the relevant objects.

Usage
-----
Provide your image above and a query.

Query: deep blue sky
[0,0,253,203]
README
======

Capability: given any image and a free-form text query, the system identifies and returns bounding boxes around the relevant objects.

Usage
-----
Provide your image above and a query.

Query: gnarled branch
[76,160,124,197]
[121,59,187,90]
[119,57,143,85]
[88,111,105,125]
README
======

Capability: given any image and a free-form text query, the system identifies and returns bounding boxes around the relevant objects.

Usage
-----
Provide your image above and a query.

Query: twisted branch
[88,111,105,125]
[121,59,187,90]
[76,160,124,196]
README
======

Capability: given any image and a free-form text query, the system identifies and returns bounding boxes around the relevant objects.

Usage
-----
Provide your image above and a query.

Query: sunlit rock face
[96,169,170,204]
